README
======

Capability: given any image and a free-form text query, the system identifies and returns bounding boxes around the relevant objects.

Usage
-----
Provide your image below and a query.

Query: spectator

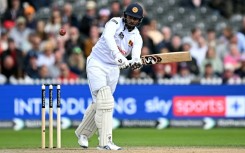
[165,35,182,52]
[222,63,240,84]
[79,1,97,38]
[26,34,41,54]
[156,26,172,53]
[64,26,82,60]
[23,3,36,30]
[222,26,245,54]
[152,64,172,83]
[55,35,67,55]
[58,63,79,82]
[229,33,245,54]
[82,25,100,58]
[206,28,217,48]
[2,20,15,33]
[202,63,219,79]
[2,0,23,22]
[48,50,64,78]
[181,41,199,75]
[122,0,131,10]
[127,68,151,80]
[161,26,172,43]
[0,0,7,15]
[25,52,39,78]
[140,25,156,54]
[174,62,195,81]
[44,9,62,36]
[0,55,16,82]
[109,0,122,18]
[36,20,48,41]
[216,28,230,60]
[62,3,79,28]
[191,36,208,66]
[9,16,32,52]
[21,32,35,55]
[235,54,245,78]
[37,65,50,79]
[223,44,241,70]
[67,46,85,77]
[201,47,223,76]
[24,34,41,68]
[0,38,24,77]
[0,29,9,53]
[183,27,202,51]
[97,8,110,35]
[37,41,55,67]
[183,28,206,66]
[147,20,163,46]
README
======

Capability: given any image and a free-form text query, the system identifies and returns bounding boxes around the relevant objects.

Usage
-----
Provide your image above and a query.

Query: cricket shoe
[77,134,88,148]
[97,142,122,150]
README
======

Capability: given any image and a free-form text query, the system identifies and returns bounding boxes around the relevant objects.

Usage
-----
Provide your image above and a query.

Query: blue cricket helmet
[124,3,143,19]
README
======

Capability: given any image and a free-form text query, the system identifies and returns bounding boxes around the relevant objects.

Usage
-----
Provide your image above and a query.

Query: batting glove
[114,52,130,69]
[130,58,143,70]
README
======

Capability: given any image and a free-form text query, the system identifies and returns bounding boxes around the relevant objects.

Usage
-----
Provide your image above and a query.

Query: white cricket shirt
[90,17,143,66]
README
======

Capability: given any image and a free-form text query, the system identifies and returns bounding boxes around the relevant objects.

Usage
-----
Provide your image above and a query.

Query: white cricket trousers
[86,56,120,102]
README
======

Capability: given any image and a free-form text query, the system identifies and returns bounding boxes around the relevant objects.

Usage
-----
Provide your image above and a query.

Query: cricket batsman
[75,3,144,150]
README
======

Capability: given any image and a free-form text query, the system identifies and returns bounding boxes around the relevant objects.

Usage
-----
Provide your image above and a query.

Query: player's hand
[115,52,129,69]
[130,58,142,70]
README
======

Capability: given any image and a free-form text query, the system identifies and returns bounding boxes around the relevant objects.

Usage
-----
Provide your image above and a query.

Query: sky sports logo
[173,96,245,117]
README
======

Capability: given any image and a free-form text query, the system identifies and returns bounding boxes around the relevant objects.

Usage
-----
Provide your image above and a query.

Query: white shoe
[97,142,122,150]
[77,135,88,148]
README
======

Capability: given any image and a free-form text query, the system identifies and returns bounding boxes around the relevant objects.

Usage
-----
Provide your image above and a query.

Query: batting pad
[95,86,114,146]
[75,103,97,138]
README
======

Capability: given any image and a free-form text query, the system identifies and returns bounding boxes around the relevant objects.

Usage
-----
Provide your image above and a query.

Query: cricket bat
[141,51,192,65]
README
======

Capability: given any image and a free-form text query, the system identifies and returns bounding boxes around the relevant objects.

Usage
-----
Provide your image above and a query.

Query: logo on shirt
[119,32,124,39]
[128,40,133,47]
[111,19,118,24]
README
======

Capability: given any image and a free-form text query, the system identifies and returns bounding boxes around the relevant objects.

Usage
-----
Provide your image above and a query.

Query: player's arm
[130,34,143,70]
[103,18,120,56]
[103,18,129,69]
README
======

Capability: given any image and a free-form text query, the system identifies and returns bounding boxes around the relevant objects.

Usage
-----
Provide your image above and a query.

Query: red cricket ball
[59,28,66,36]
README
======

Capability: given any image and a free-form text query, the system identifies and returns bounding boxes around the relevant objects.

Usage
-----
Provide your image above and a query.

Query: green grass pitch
[0,128,245,149]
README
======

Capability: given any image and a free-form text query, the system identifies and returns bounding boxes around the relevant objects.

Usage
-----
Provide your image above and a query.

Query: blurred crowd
[0,0,245,85]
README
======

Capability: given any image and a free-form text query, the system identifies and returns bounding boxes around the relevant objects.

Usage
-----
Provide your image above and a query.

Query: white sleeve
[131,33,143,59]
[103,18,121,57]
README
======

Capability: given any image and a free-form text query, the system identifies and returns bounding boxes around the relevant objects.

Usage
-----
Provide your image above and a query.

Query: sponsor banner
[0,85,244,124]
[225,96,245,117]
[113,118,169,129]
[2,118,245,130]
[0,85,174,121]
[217,119,245,127]
[173,96,245,118]
[173,96,226,117]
